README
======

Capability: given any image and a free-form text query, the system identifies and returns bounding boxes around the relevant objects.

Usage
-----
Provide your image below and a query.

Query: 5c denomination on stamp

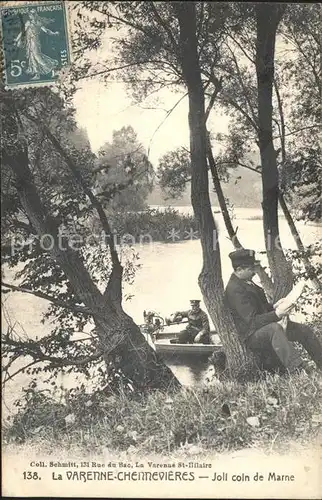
[1,1,71,88]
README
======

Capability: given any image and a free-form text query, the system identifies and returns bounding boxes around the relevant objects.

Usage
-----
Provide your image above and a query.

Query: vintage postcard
[1,1,321,498]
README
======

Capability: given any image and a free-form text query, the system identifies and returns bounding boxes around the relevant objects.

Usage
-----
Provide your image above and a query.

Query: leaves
[96,125,155,212]
[157,147,191,199]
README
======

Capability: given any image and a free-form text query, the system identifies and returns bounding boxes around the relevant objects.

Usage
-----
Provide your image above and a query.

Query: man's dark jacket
[224,274,280,339]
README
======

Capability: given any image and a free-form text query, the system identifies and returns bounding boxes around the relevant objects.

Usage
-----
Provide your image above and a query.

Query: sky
[73,79,230,167]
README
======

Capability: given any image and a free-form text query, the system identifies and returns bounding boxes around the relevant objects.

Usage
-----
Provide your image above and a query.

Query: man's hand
[273,298,286,309]
[275,302,294,318]
[194,331,204,343]
[273,297,293,318]
[171,312,181,322]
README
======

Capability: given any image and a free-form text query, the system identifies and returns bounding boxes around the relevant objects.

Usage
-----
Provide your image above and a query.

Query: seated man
[224,249,322,373]
[170,300,210,344]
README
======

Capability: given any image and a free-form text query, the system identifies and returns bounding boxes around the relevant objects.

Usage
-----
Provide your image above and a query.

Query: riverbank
[4,370,322,457]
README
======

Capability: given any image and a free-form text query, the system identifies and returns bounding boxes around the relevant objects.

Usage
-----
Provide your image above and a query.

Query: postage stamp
[0,1,71,88]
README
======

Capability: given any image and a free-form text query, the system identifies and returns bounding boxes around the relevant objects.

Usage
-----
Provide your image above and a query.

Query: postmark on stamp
[1,1,71,88]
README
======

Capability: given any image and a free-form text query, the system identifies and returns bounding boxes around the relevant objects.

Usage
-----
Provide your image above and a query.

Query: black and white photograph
[1,1,321,498]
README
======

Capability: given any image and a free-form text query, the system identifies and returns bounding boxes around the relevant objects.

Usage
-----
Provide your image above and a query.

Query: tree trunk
[4,147,180,392]
[174,2,257,378]
[273,78,321,291]
[206,135,274,300]
[278,193,322,291]
[255,4,293,302]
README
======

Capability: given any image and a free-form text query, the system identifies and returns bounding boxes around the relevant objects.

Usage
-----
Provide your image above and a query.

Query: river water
[2,207,321,411]
[122,207,320,323]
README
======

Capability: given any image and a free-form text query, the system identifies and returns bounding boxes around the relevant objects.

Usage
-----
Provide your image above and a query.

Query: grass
[3,370,322,458]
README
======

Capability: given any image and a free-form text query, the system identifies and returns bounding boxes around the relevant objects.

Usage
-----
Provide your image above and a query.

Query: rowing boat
[141,316,223,361]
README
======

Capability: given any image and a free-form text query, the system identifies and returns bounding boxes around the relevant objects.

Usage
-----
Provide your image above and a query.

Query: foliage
[157,145,232,201]
[275,4,321,221]
[96,125,155,212]
[281,147,321,221]
[70,1,254,195]
[109,207,198,243]
[203,3,321,225]
[2,202,195,388]
[280,4,321,124]
[4,370,322,454]
[286,241,322,320]
[72,2,237,104]
[157,147,191,199]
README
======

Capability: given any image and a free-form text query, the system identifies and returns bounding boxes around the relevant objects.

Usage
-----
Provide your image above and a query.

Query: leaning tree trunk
[272,79,322,291]
[174,2,257,378]
[255,4,293,302]
[3,147,180,392]
[206,134,274,301]
[278,192,322,292]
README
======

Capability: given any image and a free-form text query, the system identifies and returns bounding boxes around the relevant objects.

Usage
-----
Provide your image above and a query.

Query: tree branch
[1,281,92,315]
[204,77,223,123]
[225,42,258,128]
[282,124,319,138]
[2,360,39,385]
[23,112,121,276]
[149,2,179,54]
[2,341,104,384]
[196,1,205,43]
[3,330,104,366]
[226,32,256,65]
[104,9,153,37]
[147,92,188,158]
[223,97,258,131]
[217,160,261,175]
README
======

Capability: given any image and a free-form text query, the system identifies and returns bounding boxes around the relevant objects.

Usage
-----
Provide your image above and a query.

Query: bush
[286,241,322,322]
[109,208,198,244]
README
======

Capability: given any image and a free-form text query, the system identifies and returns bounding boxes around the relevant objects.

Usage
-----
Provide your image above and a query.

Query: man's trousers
[246,321,322,372]
[177,325,210,344]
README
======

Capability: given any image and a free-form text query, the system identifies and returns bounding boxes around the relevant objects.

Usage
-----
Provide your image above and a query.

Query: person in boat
[224,249,322,373]
[170,300,210,344]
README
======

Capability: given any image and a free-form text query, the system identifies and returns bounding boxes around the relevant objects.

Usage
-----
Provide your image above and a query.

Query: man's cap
[190,299,201,304]
[228,249,260,267]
